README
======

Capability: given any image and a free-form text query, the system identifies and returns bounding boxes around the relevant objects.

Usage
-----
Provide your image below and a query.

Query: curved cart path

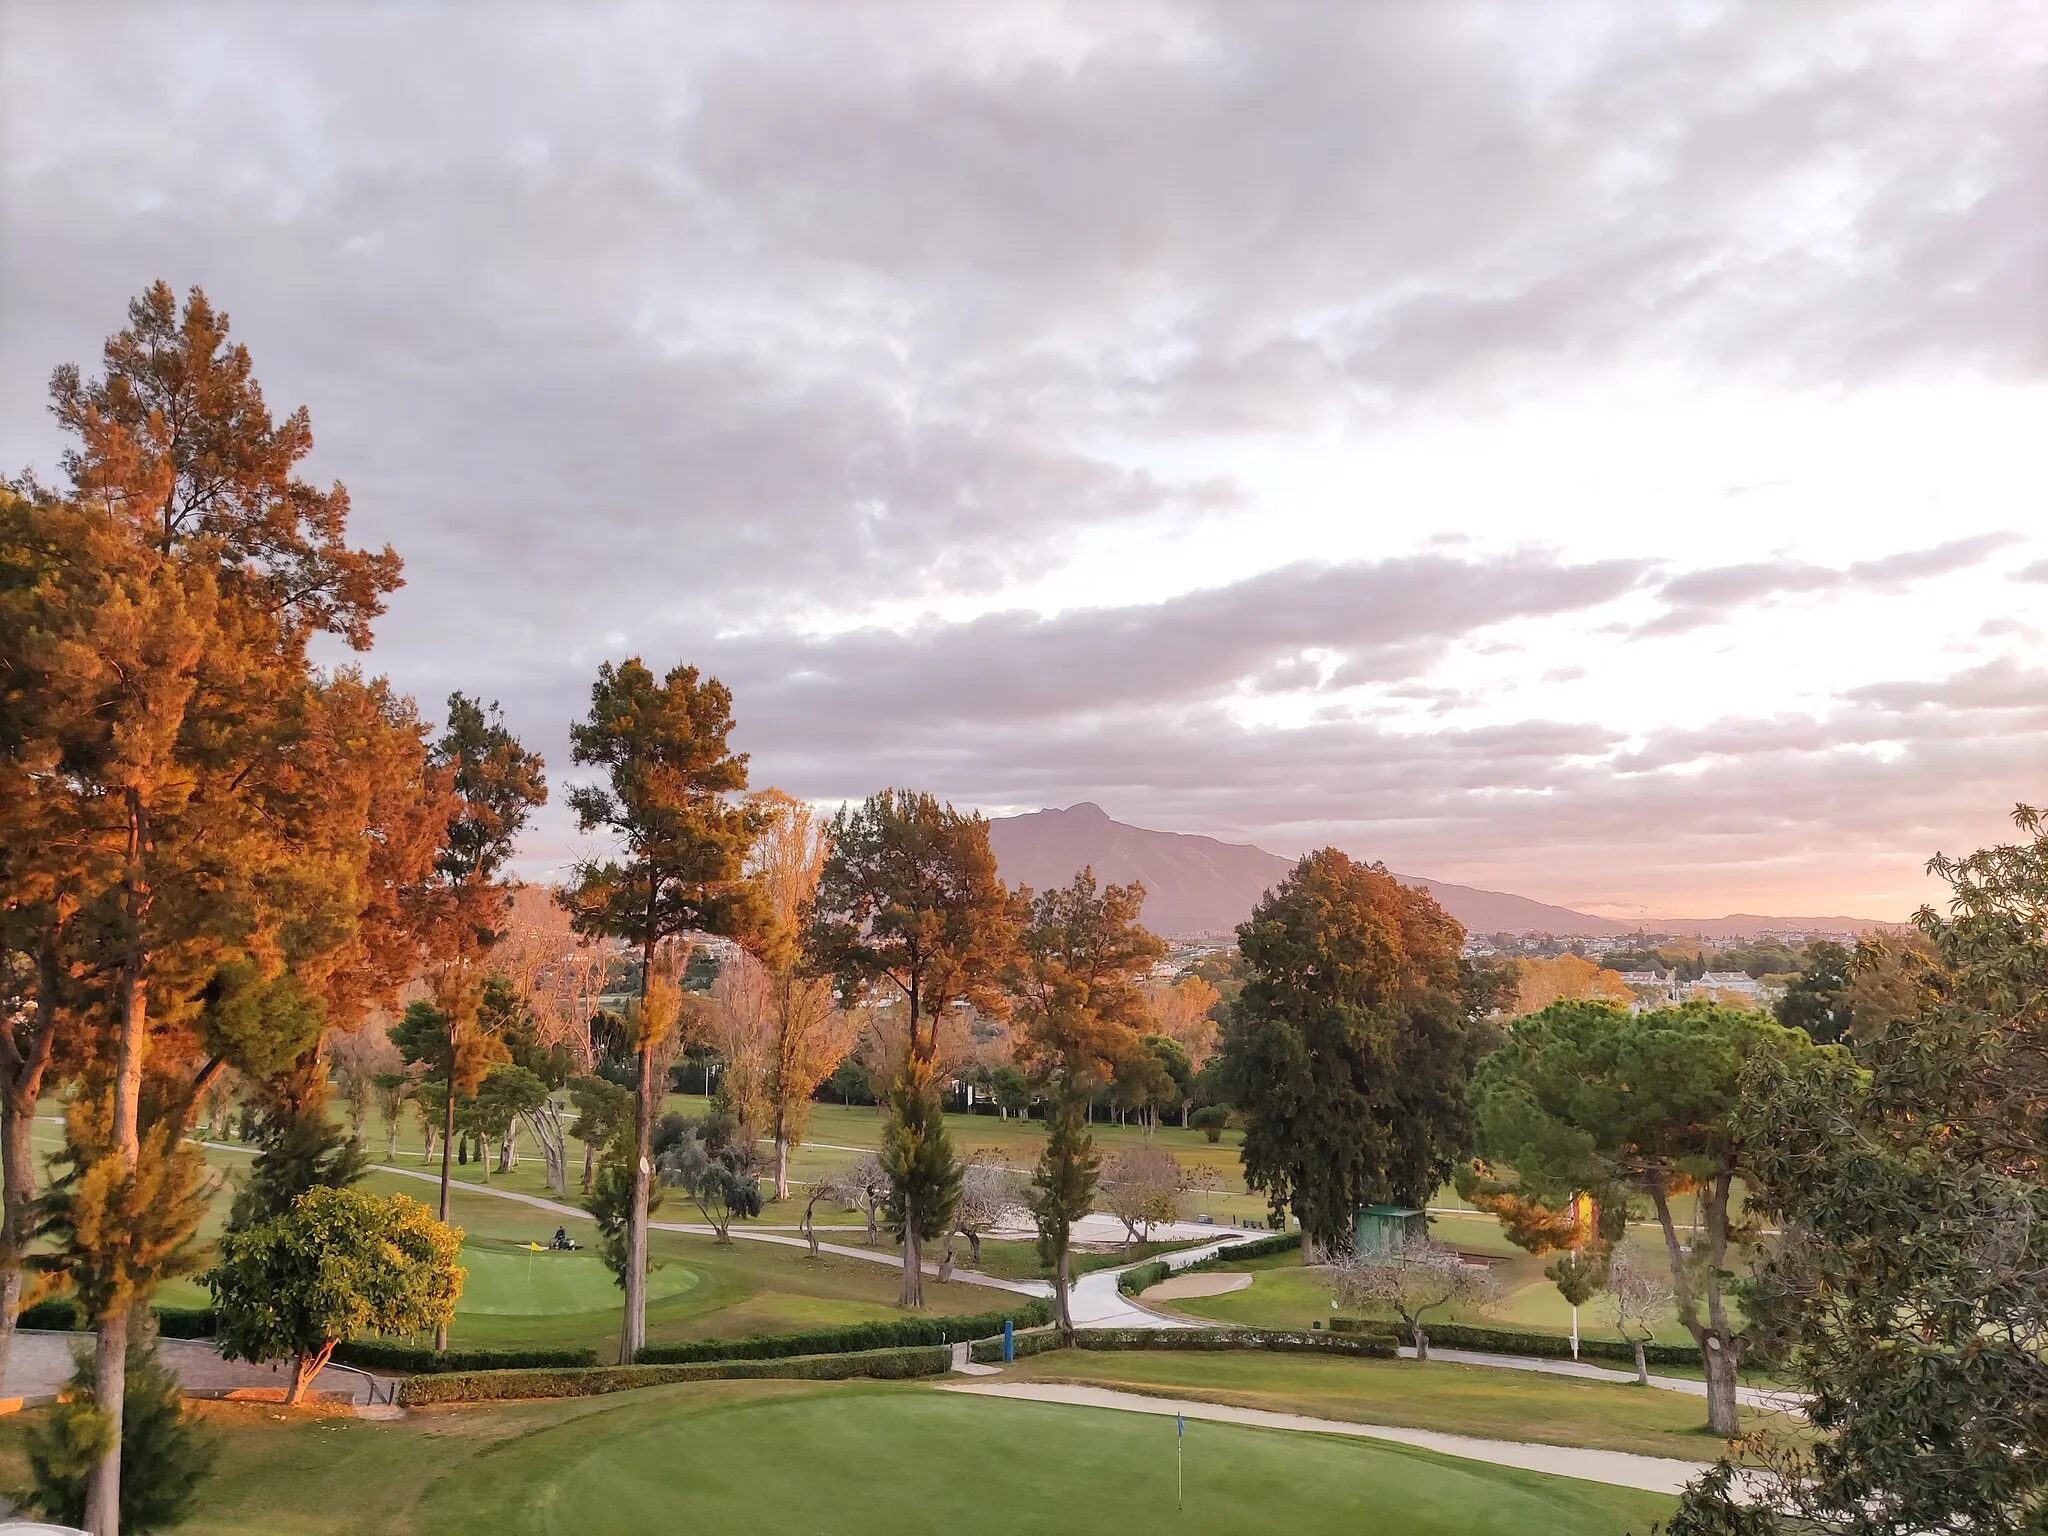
[939,1381,1709,1495]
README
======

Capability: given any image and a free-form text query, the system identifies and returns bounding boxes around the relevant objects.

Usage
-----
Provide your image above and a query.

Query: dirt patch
[1143,1271,1253,1300]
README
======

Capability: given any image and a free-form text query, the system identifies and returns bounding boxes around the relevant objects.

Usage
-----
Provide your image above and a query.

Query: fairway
[415,1384,1674,1536]
[452,1238,700,1317]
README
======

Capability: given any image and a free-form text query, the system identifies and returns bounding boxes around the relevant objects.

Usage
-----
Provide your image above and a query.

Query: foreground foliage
[1670,807,2048,1535]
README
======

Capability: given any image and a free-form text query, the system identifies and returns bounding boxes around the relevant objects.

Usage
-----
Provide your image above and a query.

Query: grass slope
[1005,1348,1771,1459]
[0,1381,1673,1535]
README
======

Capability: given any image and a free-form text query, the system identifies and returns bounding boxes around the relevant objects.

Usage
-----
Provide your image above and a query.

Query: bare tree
[1601,1245,1674,1384]
[808,1156,890,1255]
[1100,1146,1186,1248]
[950,1155,1026,1268]
[1333,1236,1502,1360]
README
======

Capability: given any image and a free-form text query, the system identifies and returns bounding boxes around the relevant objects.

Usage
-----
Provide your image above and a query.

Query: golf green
[417,1384,1673,1535]
[453,1238,700,1317]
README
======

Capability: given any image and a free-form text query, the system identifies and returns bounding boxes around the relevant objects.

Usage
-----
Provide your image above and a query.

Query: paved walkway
[1401,1346,1806,1415]
[2,1331,393,1409]
[367,1162,1052,1300]
[939,1381,1710,1495]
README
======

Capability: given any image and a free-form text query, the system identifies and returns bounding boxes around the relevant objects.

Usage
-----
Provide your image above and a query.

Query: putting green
[417,1385,1673,1535]
[452,1239,701,1317]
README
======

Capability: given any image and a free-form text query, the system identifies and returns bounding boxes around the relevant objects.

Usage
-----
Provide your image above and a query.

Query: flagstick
[1177,1414,1184,1511]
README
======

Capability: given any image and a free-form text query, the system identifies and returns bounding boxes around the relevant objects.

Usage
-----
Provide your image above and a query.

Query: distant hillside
[983,804,1898,941]
[984,803,1630,938]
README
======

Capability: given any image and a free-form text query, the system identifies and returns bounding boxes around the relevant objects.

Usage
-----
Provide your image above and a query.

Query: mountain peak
[1060,801,1110,820]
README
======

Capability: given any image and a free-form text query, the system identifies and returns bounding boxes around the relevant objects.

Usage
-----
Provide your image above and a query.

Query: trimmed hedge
[1183,1230,1302,1275]
[332,1340,599,1373]
[632,1299,1051,1365]
[1116,1261,1171,1297]
[1073,1327,1395,1360]
[969,1326,1064,1365]
[15,1299,216,1339]
[397,1344,949,1405]
[1328,1317,1698,1367]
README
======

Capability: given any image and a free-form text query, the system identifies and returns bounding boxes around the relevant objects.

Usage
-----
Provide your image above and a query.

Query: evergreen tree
[1027,1089,1100,1338]
[17,1335,218,1535]
[1219,849,1479,1256]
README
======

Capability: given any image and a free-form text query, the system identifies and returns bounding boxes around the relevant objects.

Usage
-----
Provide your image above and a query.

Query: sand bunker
[1143,1270,1253,1299]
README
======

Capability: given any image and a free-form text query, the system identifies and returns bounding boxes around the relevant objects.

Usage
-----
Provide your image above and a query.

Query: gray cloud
[2,1,2041,913]
[1636,533,2022,636]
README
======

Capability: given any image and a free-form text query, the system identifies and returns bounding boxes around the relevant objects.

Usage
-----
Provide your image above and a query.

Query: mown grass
[1003,1347,1777,1458]
[0,1379,1678,1535]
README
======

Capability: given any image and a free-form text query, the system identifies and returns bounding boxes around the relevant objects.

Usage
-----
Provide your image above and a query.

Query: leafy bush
[152,1306,218,1339]
[1326,1316,1697,1366]
[396,1344,949,1404]
[1073,1327,1395,1359]
[1116,1261,1172,1297]
[1189,1106,1230,1143]
[331,1340,599,1373]
[632,1299,1052,1364]
[15,1297,84,1332]
[13,1337,217,1534]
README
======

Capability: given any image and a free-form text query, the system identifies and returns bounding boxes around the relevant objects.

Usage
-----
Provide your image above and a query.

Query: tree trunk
[1701,1332,1741,1435]
[497,1121,516,1173]
[1054,1242,1074,1340]
[774,1134,789,1203]
[937,1235,956,1284]
[582,1139,595,1194]
[900,1210,924,1309]
[290,1340,338,1406]
[1633,1339,1649,1385]
[621,1039,654,1362]
[90,817,150,1536]
[435,1083,455,1356]
[0,925,61,1393]
[966,1228,982,1265]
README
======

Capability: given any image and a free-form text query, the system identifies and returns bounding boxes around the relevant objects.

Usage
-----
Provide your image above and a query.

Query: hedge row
[1328,1317,1697,1367]
[1184,1231,1301,1273]
[969,1327,1065,1365]
[632,1299,1051,1365]
[397,1344,950,1405]
[17,1299,217,1339]
[332,1340,599,1373]
[1074,1328,1396,1360]
[1116,1261,1172,1297]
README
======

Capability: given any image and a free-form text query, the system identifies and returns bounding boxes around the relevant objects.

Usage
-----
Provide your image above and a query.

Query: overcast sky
[4,1,2044,920]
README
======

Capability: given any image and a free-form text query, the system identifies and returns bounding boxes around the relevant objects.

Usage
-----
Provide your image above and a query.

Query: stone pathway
[2,1332,394,1410]
[939,1381,1711,1495]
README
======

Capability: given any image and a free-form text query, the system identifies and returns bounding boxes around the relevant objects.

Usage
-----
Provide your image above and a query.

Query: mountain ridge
[984,802,1899,940]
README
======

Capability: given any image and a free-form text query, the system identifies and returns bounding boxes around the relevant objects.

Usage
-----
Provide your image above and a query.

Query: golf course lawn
[1002,1348,1770,1460]
[0,1380,1676,1534]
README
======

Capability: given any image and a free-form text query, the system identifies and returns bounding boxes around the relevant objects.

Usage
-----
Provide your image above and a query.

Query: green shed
[1355,1205,1425,1255]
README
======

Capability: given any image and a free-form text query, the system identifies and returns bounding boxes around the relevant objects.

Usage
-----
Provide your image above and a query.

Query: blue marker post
[1002,1319,1014,1363]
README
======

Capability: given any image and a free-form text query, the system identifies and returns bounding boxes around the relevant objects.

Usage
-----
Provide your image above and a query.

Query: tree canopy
[1218,849,1481,1255]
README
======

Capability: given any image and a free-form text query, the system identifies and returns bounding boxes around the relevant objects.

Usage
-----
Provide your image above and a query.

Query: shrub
[1073,1328,1396,1360]
[1116,1261,1172,1297]
[969,1327,1065,1365]
[13,1337,217,1534]
[330,1341,599,1373]
[396,1345,949,1405]
[15,1298,84,1332]
[14,1298,215,1338]
[632,1299,1052,1364]
[1189,1106,1230,1143]
[1326,1317,1698,1367]
[1182,1229,1302,1275]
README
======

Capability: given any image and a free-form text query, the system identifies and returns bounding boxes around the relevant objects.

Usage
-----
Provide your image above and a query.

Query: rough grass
[1003,1347,1779,1458]
[0,1380,1675,1535]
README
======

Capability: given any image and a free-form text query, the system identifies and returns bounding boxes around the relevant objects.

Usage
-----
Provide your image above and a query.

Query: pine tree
[1028,1089,1101,1338]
